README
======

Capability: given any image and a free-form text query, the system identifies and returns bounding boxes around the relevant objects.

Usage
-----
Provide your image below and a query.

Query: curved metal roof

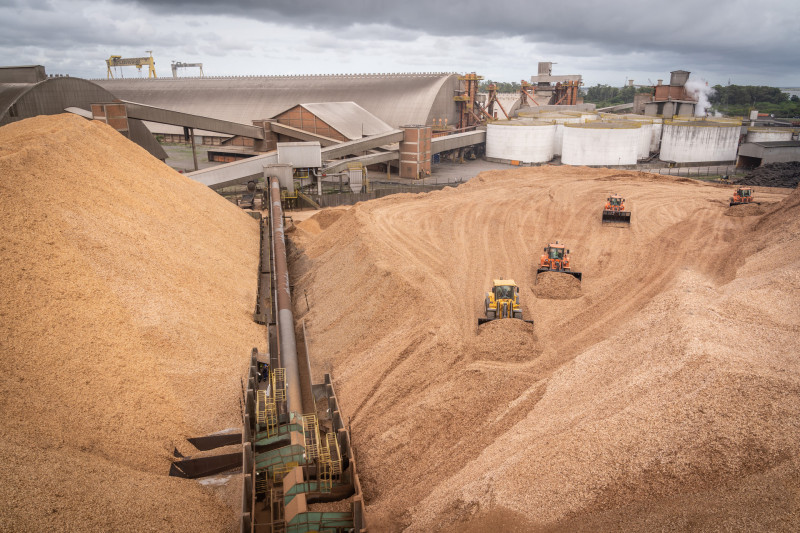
[94,73,461,128]
[0,76,167,160]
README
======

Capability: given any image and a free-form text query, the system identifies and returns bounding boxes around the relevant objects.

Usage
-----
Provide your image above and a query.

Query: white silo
[485,120,556,163]
[649,118,663,152]
[660,120,741,163]
[601,117,652,160]
[632,121,653,159]
[562,122,640,166]
[541,114,582,156]
[745,127,793,143]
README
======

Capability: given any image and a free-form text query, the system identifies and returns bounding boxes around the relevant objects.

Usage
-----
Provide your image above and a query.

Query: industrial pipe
[269,177,303,415]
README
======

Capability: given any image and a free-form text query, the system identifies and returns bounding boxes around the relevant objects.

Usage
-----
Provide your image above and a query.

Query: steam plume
[685,78,715,117]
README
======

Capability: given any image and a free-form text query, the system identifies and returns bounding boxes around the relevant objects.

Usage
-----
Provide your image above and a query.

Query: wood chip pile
[290,167,800,531]
[0,114,264,532]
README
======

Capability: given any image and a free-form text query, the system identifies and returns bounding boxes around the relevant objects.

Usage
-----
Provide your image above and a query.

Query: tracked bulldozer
[602,194,631,223]
[536,242,582,283]
[478,279,534,326]
[730,186,756,206]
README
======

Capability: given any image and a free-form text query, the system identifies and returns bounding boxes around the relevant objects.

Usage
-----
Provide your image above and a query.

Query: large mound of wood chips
[0,114,264,532]
[290,167,800,531]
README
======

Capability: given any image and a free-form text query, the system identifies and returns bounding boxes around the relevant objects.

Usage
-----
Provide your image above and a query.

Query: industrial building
[737,140,800,167]
[0,65,166,160]
[6,61,799,182]
[94,73,462,135]
[640,70,697,117]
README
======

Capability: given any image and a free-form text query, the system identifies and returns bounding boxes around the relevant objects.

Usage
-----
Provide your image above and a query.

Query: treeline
[479,81,521,93]
[582,85,652,108]
[711,85,800,117]
[478,80,800,117]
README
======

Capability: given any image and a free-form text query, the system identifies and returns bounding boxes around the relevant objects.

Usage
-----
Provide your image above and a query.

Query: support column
[91,103,129,138]
[252,119,279,152]
[186,127,198,171]
[399,125,432,180]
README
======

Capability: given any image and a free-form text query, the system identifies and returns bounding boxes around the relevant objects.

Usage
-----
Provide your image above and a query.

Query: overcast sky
[2,0,799,88]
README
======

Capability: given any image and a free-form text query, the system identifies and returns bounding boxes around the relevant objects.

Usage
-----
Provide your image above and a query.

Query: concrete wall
[745,128,793,143]
[759,146,800,164]
[562,125,639,166]
[635,122,653,159]
[485,123,555,163]
[660,122,740,163]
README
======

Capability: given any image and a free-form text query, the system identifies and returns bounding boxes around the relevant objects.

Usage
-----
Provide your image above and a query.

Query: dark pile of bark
[736,162,800,188]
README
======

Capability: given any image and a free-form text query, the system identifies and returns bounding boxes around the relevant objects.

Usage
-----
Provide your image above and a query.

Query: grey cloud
[1,0,798,85]
[124,0,799,60]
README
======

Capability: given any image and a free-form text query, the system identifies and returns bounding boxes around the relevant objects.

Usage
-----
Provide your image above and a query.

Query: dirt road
[290,166,800,531]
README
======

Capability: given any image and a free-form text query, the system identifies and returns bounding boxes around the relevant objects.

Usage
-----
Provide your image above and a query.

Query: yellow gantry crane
[106,51,157,79]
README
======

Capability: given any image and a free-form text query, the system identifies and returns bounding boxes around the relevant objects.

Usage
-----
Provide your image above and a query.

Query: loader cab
[546,246,566,260]
[608,196,623,206]
[494,284,517,300]
[737,188,752,197]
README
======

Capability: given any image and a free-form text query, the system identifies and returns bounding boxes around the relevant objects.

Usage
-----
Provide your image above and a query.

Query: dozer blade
[602,210,631,223]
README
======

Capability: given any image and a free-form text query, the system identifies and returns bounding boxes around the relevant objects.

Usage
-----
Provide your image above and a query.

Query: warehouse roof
[750,140,800,148]
[94,73,461,129]
[274,102,393,140]
[0,71,167,160]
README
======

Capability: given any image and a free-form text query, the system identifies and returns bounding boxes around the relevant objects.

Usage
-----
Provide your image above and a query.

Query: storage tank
[650,118,663,152]
[520,111,581,156]
[618,114,663,153]
[745,127,793,143]
[562,122,640,166]
[601,119,651,160]
[660,120,740,163]
[485,120,556,163]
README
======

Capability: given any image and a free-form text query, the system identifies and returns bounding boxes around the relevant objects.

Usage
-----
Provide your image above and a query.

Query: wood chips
[289,167,800,531]
[0,114,264,532]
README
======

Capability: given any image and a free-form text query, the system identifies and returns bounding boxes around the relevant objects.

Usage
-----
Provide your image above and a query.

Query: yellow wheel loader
[478,279,534,326]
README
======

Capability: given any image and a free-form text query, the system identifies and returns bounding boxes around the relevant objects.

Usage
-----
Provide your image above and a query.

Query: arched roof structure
[0,70,166,160]
[94,73,461,129]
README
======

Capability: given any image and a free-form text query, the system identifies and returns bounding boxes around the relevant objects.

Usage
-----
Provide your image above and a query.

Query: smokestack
[657,79,663,86]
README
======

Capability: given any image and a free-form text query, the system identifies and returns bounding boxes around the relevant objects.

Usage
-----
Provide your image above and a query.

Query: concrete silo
[660,120,741,163]
[561,122,640,166]
[745,127,793,143]
[486,120,556,163]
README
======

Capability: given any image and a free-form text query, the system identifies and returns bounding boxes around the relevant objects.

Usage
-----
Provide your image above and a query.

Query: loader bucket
[477,317,495,326]
[602,210,631,223]
[536,268,582,284]
[567,271,583,283]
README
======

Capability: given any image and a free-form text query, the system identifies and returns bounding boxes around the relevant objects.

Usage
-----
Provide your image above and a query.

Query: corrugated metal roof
[0,83,33,118]
[93,73,461,128]
[0,76,167,161]
[278,102,393,140]
[751,141,800,148]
